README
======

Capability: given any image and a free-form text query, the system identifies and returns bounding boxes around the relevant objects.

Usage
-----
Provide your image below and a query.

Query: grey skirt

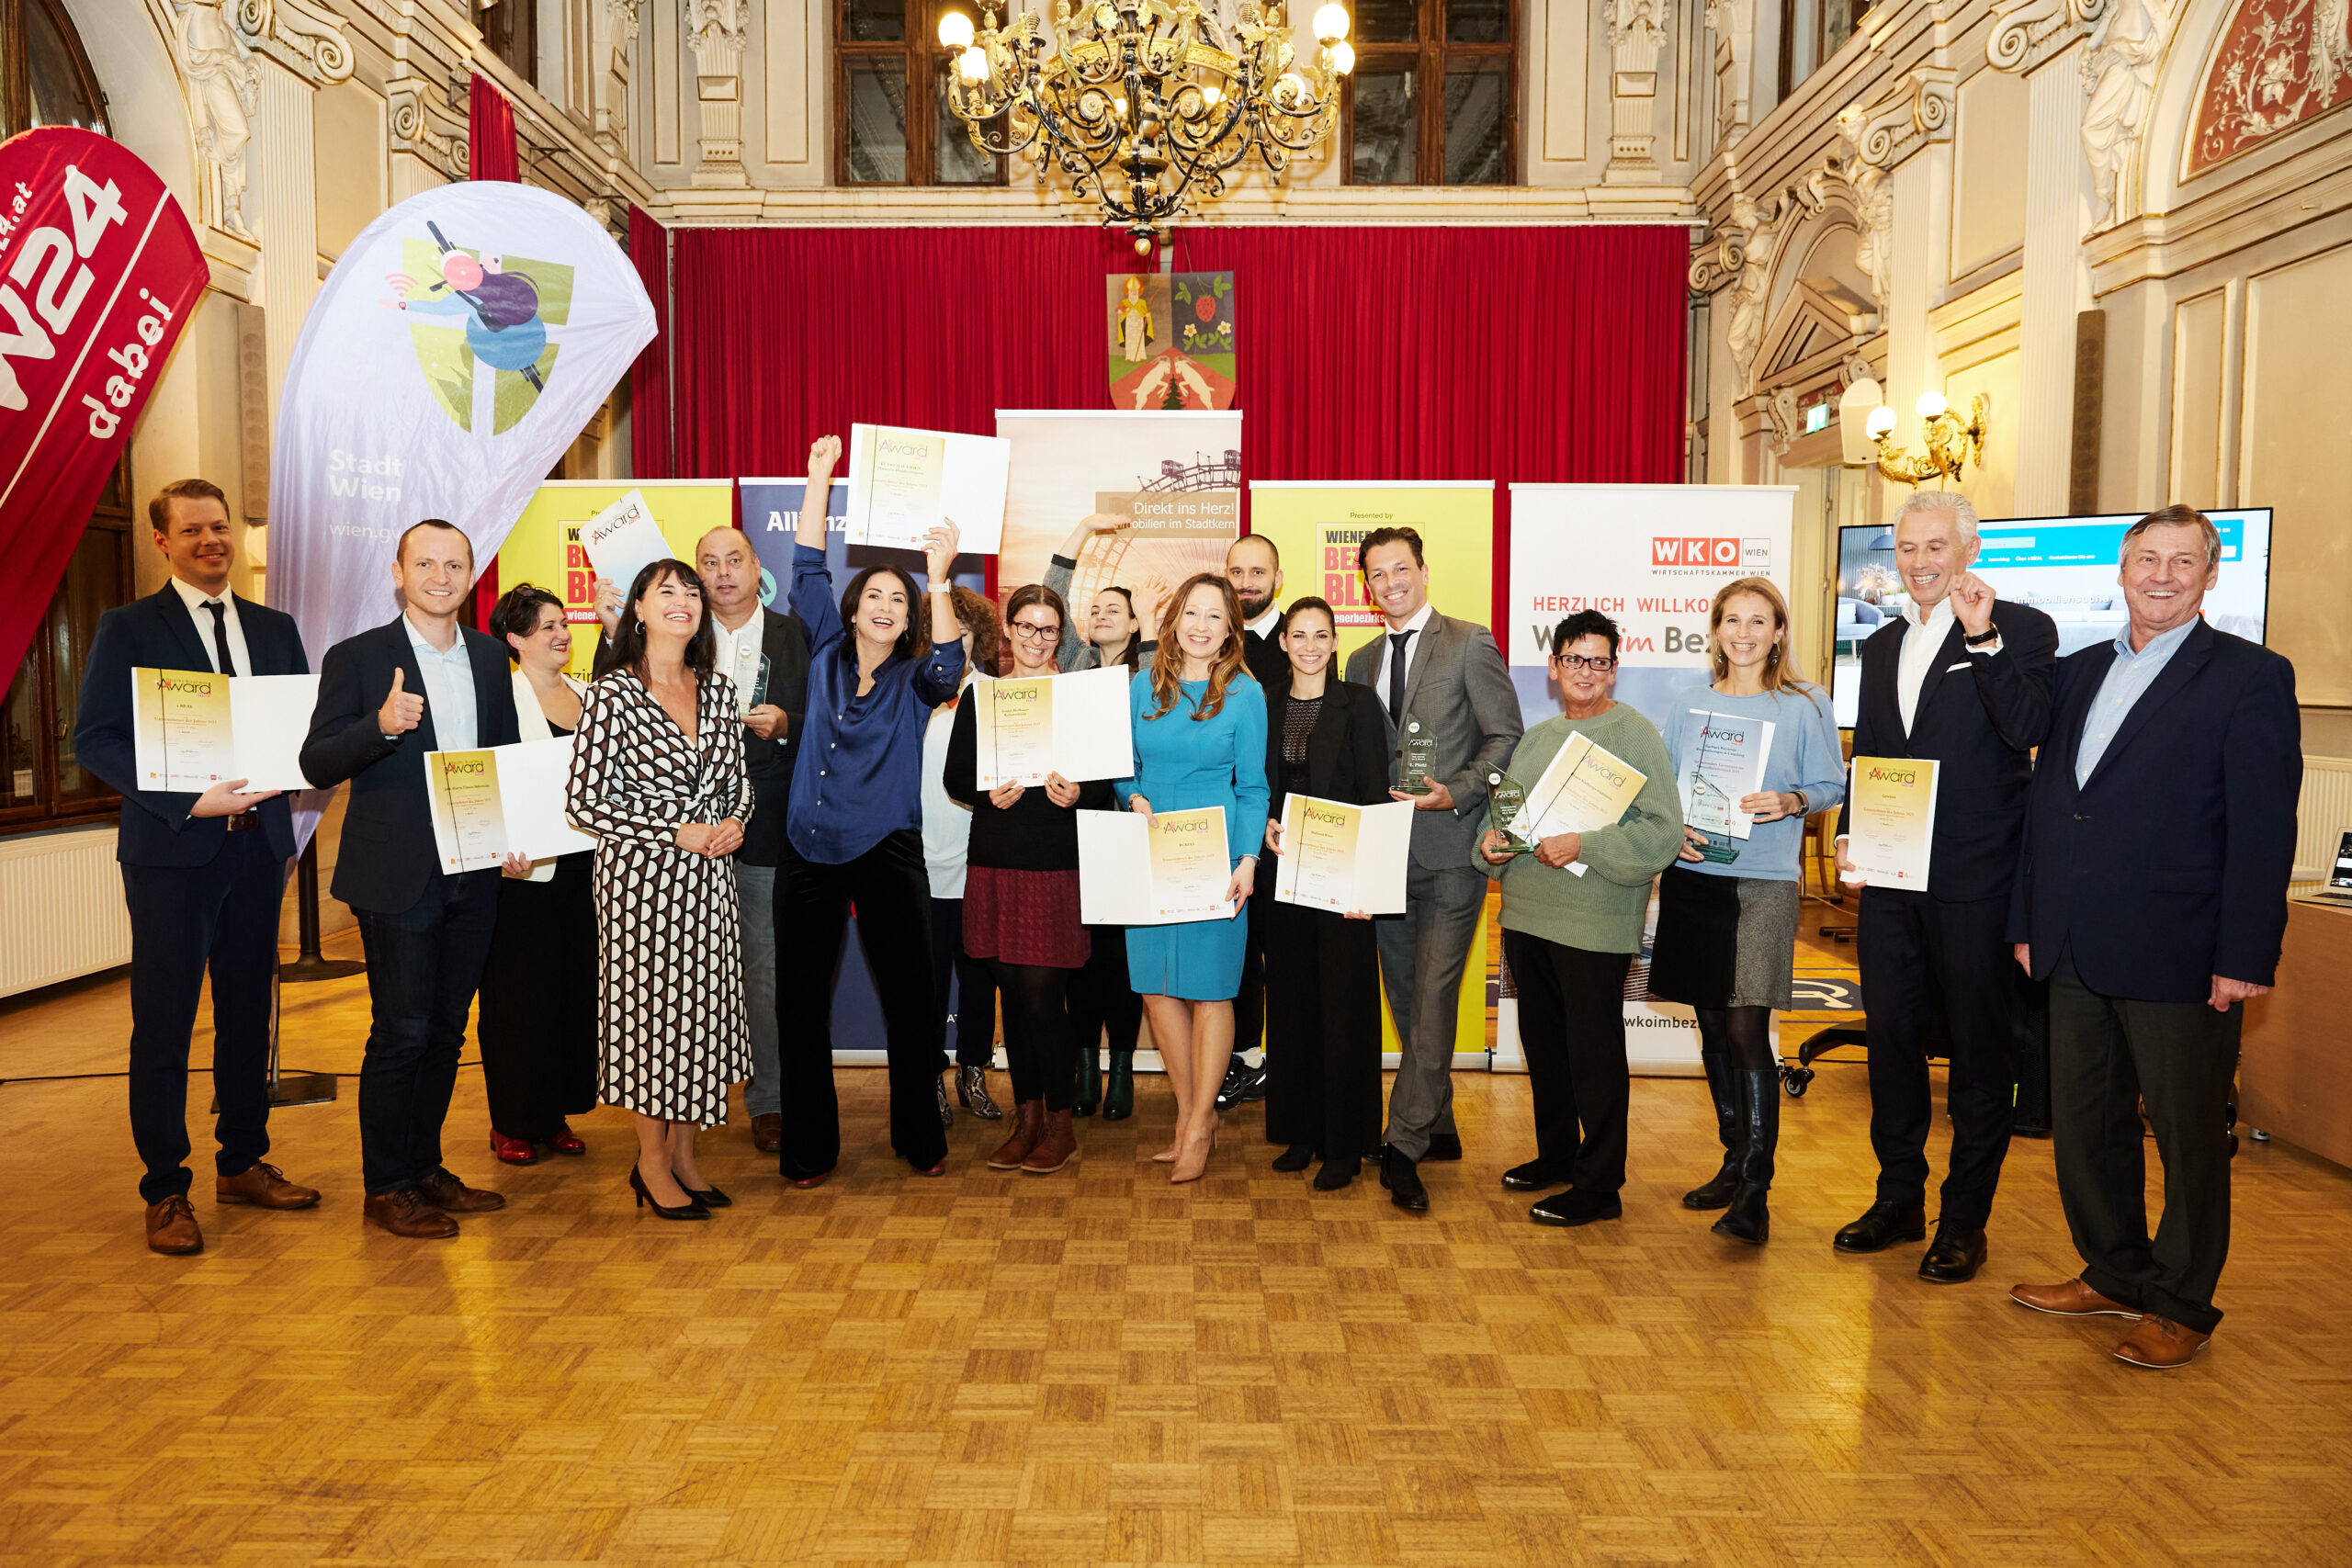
[1645,866,1799,1010]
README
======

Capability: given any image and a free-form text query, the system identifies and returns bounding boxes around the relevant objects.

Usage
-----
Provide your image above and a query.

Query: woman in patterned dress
[565,559,752,1220]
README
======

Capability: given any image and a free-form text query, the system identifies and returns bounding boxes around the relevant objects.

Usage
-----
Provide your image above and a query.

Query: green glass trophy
[1397,718,1439,796]
[1485,769,1535,855]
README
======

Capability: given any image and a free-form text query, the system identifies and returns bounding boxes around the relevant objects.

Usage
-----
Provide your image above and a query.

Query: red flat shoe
[790,1168,832,1190]
[490,1131,538,1166]
[548,1124,586,1156]
[913,1158,947,1178]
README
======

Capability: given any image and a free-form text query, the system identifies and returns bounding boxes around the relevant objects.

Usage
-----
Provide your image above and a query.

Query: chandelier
[939,0,1356,253]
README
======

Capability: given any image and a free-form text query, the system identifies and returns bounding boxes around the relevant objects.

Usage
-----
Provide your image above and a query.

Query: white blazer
[511,667,590,882]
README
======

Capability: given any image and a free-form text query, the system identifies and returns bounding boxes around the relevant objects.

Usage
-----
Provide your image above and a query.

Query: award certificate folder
[579,488,672,595]
[424,739,597,874]
[1674,708,1775,840]
[131,669,322,793]
[1272,795,1411,915]
[971,666,1135,788]
[843,423,1012,554]
[1843,756,1939,890]
[1510,729,1649,877]
[1079,807,1235,924]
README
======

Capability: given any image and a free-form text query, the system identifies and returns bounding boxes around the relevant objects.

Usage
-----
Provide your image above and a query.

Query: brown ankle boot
[988,1100,1046,1169]
[1022,1108,1078,1173]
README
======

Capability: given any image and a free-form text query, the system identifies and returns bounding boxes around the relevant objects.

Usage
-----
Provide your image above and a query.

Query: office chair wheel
[2250,1127,2271,1143]
[1781,1066,1815,1099]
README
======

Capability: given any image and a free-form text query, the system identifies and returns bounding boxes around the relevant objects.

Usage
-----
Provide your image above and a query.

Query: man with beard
[1217,534,1290,1111]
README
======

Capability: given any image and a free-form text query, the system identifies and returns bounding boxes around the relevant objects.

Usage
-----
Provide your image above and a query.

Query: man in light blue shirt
[2073,616,2198,787]
[400,601,479,753]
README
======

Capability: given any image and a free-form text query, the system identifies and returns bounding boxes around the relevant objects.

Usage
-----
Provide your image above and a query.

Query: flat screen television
[1830,507,2274,728]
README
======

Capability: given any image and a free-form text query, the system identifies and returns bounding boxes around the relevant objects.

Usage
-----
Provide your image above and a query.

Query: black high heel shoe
[677,1178,731,1208]
[629,1166,709,1220]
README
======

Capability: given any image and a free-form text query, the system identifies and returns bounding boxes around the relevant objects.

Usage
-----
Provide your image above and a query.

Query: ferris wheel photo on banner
[1501,485,1798,1074]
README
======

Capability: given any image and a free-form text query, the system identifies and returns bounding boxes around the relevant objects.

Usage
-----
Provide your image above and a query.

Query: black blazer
[300,616,522,915]
[74,584,308,866]
[1265,679,1394,818]
[740,607,812,865]
[2008,619,2300,1002]
[1835,598,2057,902]
[1242,614,1289,694]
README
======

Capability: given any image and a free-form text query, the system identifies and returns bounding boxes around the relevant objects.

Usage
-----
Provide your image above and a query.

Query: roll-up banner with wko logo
[1503,485,1796,1073]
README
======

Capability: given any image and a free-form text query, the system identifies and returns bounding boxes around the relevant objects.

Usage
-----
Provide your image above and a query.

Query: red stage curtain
[670,224,1686,630]
[628,206,673,480]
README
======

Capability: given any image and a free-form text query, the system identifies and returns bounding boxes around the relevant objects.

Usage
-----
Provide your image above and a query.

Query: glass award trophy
[1485,769,1534,855]
[1397,717,1439,795]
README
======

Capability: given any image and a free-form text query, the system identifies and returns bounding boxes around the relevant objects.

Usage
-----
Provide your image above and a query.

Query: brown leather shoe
[988,1100,1046,1169]
[216,1162,322,1210]
[2114,1315,2212,1369]
[752,1113,783,1154]
[2009,1279,2140,1317]
[1022,1108,1079,1174]
[417,1168,505,1213]
[145,1194,203,1255]
[364,1189,460,1239]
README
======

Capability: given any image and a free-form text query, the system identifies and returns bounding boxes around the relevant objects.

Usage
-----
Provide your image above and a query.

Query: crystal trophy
[1397,717,1438,796]
[1485,769,1535,855]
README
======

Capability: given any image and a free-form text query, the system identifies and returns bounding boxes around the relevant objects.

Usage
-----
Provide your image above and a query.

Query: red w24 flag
[0,127,208,688]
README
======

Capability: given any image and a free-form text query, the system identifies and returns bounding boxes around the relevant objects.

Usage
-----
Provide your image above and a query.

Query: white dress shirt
[1894,596,1956,735]
[1244,604,1283,642]
[1371,602,1436,709]
[710,607,765,718]
[401,611,478,752]
[169,575,251,677]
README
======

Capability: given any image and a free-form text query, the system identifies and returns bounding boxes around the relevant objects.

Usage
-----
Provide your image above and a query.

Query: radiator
[0,826,130,998]
[2298,757,2352,883]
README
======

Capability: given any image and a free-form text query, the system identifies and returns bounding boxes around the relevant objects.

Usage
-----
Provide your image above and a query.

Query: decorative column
[684,0,752,186]
[597,0,644,154]
[2014,42,2093,511]
[1605,0,1672,183]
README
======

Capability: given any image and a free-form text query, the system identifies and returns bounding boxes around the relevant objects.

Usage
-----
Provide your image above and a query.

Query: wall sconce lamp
[1865,390,1988,487]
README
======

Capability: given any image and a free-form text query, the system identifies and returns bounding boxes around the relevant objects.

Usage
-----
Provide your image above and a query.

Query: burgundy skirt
[962,866,1090,967]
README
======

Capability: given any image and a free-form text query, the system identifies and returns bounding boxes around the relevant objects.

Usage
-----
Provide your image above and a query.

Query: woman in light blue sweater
[1649,577,1845,1247]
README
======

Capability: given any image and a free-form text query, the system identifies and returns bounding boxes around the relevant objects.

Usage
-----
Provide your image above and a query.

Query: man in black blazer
[2007,505,2300,1369]
[73,479,322,1255]
[300,520,521,1240]
[1217,532,1288,1111]
[1831,492,2057,1283]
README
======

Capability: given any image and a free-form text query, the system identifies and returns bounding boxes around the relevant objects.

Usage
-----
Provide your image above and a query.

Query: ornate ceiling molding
[232,0,356,85]
[1838,67,1957,170]
[1986,0,2110,73]
[387,74,469,182]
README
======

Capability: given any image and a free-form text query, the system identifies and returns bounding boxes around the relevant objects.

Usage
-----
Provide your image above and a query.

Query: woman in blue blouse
[1648,577,1845,1246]
[1115,575,1269,1184]
[775,435,968,1186]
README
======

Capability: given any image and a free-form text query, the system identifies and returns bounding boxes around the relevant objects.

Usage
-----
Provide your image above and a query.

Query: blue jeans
[353,869,499,1194]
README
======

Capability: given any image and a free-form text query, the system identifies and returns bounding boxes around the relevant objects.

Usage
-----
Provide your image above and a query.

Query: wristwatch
[1964,627,2002,648]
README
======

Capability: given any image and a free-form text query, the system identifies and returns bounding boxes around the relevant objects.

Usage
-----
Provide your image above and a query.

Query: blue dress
[1114,674,1270,1000]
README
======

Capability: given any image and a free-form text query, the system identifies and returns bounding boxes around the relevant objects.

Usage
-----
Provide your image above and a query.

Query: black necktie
[1387,631,1410,721]
[205,600,237,676]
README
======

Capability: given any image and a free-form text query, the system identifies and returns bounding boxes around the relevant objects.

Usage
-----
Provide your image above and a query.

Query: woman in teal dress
[1114,574,1269,1184]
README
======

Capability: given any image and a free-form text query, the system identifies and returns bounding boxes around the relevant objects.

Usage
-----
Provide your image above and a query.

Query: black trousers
[989,959,1077,1111]
[1233,883,1269,1059]
[1856,886,2018,1230]
[2048,945,2240,1334]
[353,868,500,1195]
[775,829,949,1179]
[1503,930,1634,1193]
[1069,924,1143,1061]
[119,829,288,1204]
[928,895,998,1070]
[1264,900,1383,1162]
[477,853,600,1141]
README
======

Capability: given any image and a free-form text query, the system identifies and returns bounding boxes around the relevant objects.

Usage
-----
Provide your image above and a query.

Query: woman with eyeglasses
[1646,578,1844,1246]
[1476,613,1684,1227]
[942,583,1113,1174]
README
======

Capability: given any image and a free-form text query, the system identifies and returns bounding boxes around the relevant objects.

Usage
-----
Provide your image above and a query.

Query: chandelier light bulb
[1866,405,1899,439]
[937,11,976,48]
[1329,39,1355,73]
[1916,389,1948,421]
[1312,2,1350,39]
[1203,84,1224,106]
[958,43,990,80]
[1277,70,1309,105]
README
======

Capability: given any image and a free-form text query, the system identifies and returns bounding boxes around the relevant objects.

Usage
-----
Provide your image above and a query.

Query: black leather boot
[1073,1043,1102,1118]
[1102,1048,1136,1121]
[1711,1068,1778,1245]
[1681,1049,1741,1210]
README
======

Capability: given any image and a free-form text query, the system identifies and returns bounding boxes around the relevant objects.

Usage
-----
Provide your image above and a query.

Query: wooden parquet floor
[3,924,2350,1567]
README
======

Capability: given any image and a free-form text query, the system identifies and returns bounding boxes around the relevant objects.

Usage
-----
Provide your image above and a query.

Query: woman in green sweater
[1477,611,1685,1227]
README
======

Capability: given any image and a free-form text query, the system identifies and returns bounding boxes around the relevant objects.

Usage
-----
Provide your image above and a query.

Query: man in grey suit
[1341,527,1523,1211]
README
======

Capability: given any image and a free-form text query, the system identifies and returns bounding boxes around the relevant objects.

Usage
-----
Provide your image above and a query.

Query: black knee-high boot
[1712,1068,1778,1245]
[1682,1049,1741,1210]
[1074,1043,1102,1117]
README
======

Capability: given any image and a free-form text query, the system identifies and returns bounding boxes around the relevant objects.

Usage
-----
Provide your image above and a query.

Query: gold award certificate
[1287,795,1362,912]
[1519,731,1647,839]
[1148,807,1232,920]
[988,677,1055,786]
[429,750,509,874]
[133,667,234,792]
[1846,756,1939,890]
[854,424,947,548]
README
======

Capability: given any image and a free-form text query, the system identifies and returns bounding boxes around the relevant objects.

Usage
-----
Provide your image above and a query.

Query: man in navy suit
[2007,505,2300,1369]
[74,479,323,1255]
[300,520,521,1240]
[1831,491,2056,1283]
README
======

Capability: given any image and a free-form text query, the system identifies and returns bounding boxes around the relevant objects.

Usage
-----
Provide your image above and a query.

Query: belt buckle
[224,812,258,832]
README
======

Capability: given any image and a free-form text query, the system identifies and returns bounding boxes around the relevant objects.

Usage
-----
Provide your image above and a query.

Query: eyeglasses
[1009,621,1062,641]
[1555,653,1617,671]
